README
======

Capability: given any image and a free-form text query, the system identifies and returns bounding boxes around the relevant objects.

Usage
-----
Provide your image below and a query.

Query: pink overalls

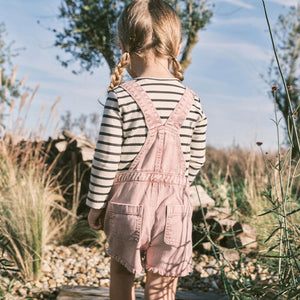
[103,80,194,277]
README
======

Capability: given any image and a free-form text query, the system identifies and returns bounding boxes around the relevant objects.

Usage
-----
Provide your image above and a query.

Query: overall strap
[121,81,163,130]
[165,87,195,130]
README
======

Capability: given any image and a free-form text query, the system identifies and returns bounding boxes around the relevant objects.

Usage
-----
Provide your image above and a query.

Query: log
[190,185,215,210]
[218,219,243,235]
[219,227,257,251]
[238,232,258,250]
[235,223,256,237]
[219,235,242,249]
[62,130,95,149]
[80,147,94,161]
[205,207,231,219]
[54,140,68,152]
[193,218,222,247]
[192,209,207,224]
[197,242,212,253]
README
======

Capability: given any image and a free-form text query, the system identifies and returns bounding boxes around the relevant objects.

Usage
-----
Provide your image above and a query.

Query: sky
[0,0,298,150]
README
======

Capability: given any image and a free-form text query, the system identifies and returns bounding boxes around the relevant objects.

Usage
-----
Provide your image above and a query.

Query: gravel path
[1,244,276,299]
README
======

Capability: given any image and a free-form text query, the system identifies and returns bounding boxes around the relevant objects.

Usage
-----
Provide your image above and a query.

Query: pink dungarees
[103,80,194,277]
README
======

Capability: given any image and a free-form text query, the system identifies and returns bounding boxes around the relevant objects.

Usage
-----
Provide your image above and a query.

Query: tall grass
[0,67,69,282]
[196,145,300,298]
[0,66,101,284]
[258,1,300,297]
[193,2,300,298]
[199,146,268,215]
[56,160,103,246]
[0,142,65,280]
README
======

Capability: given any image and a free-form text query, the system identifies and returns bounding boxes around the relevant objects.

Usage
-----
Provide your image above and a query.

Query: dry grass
[198,146,300,245]
[0,66,102,282]
[0,67,68,281]
[0,141,66,281]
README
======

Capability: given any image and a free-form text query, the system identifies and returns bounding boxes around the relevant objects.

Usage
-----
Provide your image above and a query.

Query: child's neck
[128,52,174,79]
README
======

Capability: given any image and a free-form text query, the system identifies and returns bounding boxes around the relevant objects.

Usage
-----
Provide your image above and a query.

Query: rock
[42,263,52,273]
[195,264,203,273]
[0,244,277,299]
[201,271,209,278]
[99,278,110,286]
[17,287,27,297]
[220,248,240,261]
[206,268,217,276]
[48,279,57,288]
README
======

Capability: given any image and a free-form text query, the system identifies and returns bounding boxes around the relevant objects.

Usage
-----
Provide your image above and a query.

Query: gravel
[0,244,276,299]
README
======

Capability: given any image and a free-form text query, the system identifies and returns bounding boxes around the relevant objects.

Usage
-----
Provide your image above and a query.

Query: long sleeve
[188,100,207,185]
[86,91,123,209]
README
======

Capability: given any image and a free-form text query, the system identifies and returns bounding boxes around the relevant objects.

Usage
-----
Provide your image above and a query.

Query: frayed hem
[146,263,193,277]
[107,248,143,275]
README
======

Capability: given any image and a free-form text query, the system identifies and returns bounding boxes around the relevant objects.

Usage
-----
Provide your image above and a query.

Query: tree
[60,110,101,142]
[53,0,213,75]
[267,5,300,156]
[0,23,24,129]
[0,23,20,104]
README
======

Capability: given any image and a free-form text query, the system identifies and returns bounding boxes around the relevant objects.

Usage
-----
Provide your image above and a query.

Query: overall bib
[104,80,194,277]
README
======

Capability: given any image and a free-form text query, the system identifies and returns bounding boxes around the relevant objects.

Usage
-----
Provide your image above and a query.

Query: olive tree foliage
[0,23,25,130]
[0,23,21,105]
[267,5,300,155]
[54,0,213,75]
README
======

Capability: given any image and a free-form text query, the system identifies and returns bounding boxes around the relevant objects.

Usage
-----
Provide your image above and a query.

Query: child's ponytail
[108,51,131,92]
[108,0,184,91]
[171,57,184,81]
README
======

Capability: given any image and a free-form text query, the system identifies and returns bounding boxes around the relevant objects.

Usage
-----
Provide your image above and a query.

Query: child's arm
[188,97,207,185]
[86,90,123,211]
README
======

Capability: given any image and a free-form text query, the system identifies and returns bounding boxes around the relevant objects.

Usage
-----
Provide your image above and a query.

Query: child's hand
[88,208,106,230]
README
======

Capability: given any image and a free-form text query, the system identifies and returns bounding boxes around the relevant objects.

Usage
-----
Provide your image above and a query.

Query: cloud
[198,39,271,62]
[212,16,265,29]
[202,93,281,149]
[218,0,255,9]
[269,0,299,6]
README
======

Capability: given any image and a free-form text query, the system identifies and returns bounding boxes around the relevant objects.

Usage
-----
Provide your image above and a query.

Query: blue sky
[0,0,298,149]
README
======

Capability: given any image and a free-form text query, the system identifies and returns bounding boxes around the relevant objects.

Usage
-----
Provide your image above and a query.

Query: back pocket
[164,205,189,247]
[106,202,143,243]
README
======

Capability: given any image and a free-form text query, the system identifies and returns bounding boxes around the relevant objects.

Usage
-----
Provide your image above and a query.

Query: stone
[206,268,217,276]
[18,288,27,297]
[211,280,219,290]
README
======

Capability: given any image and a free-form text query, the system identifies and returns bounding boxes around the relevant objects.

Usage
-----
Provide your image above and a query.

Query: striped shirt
[86,77,207,209]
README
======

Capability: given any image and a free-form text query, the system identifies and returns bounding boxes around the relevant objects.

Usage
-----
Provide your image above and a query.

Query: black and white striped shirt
[86,78,207,209]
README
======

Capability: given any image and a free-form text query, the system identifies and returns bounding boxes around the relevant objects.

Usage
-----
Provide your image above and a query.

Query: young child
[87,0,207,299]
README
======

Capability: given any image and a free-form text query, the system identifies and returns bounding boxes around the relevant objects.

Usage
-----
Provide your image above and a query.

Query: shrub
[0,141,66,281]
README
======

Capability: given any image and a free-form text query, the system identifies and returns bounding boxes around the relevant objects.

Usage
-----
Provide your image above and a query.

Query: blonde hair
[108,0,183,92]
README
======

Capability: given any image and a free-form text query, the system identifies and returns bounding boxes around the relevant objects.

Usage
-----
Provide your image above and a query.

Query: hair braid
[172,57,184,81]
[107,52,130,92]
